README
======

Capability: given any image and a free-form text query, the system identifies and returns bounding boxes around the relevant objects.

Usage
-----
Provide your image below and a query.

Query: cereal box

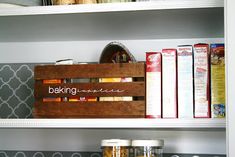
[177,45,194,118]
[210,43,225,118]
[162,49,177,118]
[193,43,210,118]
[146,52,162,118]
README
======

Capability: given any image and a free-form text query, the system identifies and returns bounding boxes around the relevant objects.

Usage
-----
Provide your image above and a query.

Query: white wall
[0,38,224,63]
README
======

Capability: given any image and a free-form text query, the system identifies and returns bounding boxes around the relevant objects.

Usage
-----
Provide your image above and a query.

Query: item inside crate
[100,41,136,63]
[99,42,136,101]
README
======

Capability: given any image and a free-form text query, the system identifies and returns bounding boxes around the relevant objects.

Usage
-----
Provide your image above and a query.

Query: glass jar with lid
[131,140,164,157]
[101,139,131,157]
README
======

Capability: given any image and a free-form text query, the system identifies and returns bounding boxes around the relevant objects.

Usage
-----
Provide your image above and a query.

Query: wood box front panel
[34,63,146,118]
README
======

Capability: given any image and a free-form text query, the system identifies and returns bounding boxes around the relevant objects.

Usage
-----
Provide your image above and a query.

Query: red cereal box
[193,43,210,118]
[162,49,178,118]
[146,52,162,118]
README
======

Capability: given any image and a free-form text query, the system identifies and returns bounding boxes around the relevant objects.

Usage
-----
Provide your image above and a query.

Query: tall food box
[210,43,225,118]
[162,49,177,118]
[146,52,162,118]
[177,45,194,118]
[193,44,210,118]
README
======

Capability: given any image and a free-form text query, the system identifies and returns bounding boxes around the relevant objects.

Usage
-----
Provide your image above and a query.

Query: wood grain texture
[34,63,146,118]
[33,101,145,118]
[34,82,145,98]
[34,63,145,79]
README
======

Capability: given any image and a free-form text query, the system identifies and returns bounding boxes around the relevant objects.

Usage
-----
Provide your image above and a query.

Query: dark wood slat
[34,63,145,79]
[33,101,145,118]
[34,63,146,118]
[34,82,145,98]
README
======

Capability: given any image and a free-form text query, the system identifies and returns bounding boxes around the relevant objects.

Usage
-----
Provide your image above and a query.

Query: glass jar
[101,139,131,157]
[132,140,164,157]
[52,0,76,5]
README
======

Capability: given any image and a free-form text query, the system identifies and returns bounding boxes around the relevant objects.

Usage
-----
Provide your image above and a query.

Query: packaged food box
[162,49,177,118]
[193,43,210,118]
[99,78,133,101]
[210,43,225,118]
[177,45,194,118]
[146,52,162,118]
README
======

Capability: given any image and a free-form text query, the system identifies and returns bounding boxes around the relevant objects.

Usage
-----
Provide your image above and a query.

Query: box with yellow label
[211,43,225,118]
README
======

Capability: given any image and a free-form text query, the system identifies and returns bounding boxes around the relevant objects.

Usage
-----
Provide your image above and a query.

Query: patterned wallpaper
[0,152,226,157]
[0,64,35,118]
[0,151,101,157]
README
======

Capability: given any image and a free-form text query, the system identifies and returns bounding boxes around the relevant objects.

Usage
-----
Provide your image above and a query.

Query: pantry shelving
[0,0,225,130]
[0,0,224,16]
[0,0,230,155]
[0,118,226,129]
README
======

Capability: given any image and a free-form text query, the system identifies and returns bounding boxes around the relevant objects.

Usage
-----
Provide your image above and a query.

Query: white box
[146,52,162,118]
[177,45,194,118]
[194,44,210,118]
[162,49,177,118]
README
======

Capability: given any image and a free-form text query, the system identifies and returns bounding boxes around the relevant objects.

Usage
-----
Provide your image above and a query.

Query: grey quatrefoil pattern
[0,151,102,157]
[0,151,226,157]
[0,64,35,118]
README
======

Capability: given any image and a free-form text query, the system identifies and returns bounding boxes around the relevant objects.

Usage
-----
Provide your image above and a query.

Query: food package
[194,43,210,118]
[146,52,162,118]
[99,78,133,101]
[76,0,97,4]
[177,45,194,118]
[52,0,76,5]
[210,43,225,118]
[162,49,177,118]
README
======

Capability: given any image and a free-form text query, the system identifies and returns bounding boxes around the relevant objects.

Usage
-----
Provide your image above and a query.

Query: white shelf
[0,0,224,42]
[0,0,224,16]
[0,118,226,129]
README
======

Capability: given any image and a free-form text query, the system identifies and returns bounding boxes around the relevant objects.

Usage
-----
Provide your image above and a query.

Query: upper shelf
[0,0,224,16]
[0,0,224,42]
[0,118,226,129]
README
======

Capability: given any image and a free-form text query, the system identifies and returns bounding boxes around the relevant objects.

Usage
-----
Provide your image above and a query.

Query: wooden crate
[33,63,146,118]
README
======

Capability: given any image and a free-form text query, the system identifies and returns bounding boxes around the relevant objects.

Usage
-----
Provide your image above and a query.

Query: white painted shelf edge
[0,0,224,16]
[0,118,226,129]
